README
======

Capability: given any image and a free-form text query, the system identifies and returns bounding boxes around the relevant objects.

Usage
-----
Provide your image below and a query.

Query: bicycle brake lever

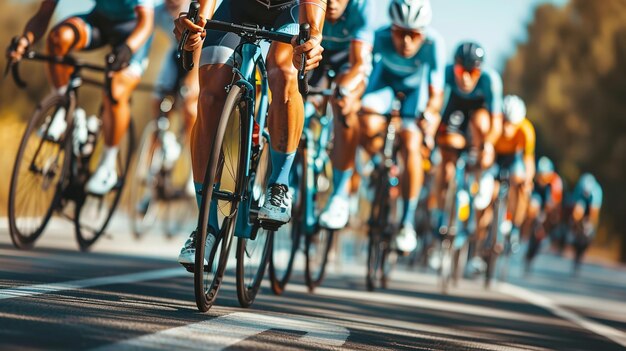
[297,23,310,96]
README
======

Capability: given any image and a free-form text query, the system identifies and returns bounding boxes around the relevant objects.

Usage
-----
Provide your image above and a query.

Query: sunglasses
[454,64,481,80]
[391,26,424,40]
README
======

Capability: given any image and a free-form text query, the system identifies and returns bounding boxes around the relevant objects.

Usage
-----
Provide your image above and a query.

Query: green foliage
[503,0,626,260]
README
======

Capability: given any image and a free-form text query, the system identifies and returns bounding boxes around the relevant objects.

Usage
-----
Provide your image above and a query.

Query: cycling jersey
[200,0,299,67]
[52,0,155,22]
[532,173,563,209]
[322,0,375,52]
[361,26,446,119]
[440,65,503,136]
[572,176,603,210]
[489,152,525,180]
[494,118,535,157]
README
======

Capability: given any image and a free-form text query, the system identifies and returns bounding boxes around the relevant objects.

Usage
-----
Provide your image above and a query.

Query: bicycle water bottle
[72,108,88,156]
[82,114,100,156]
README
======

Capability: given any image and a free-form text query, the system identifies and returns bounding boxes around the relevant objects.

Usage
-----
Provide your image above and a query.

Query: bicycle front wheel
[8,93,74,249]
[194,85,247,312]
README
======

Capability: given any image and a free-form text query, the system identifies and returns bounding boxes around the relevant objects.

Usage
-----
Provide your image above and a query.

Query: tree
[503,0,626,261]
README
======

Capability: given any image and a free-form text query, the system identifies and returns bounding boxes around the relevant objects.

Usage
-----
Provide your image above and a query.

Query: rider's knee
[400,129,422,156]
[267,61,298,101]
[48,20,84,54]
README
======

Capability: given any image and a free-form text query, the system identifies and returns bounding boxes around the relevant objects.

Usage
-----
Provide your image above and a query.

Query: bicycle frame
[231,38,271,239]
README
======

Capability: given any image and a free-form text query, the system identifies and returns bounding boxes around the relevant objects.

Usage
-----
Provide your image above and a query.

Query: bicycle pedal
[257,219,286,231]
[180,263,212,273]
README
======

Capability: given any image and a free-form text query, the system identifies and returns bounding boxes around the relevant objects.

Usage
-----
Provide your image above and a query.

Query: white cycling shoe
[177,230,216,268]
[85,164,118,195]
[318,196,350,230]
[258,184,292,225]
[395,224,418,253]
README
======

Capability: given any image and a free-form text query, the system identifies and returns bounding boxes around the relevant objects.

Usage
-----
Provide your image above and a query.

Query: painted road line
[498,282,626,348]
[0,268,187,301]
[93,312,349,350]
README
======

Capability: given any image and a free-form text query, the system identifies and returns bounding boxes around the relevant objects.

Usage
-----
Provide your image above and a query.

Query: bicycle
[484,167,511,288]
[365,96,407,292]
[6,49,134,251]
[178,18,311,312]
[436,148,476,294]
[130,85,196,239]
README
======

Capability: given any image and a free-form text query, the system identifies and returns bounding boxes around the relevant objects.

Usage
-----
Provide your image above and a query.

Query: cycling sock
[332,167,353,199]
[101,146,119,171]
[268,147,296,186]
[401,197,420,227]
[194,182,220,231]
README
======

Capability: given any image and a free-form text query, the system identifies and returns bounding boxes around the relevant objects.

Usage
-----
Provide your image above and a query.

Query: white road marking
[498,282,626,348]
[0,268,187,300]
[93,312,349,351]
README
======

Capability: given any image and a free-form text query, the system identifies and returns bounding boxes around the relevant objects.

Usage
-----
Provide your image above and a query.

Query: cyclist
[476,95,536,250]
[174,0,326,267]
[432,42,503,235]
[152,0,199,173]
[6,0,155,195]
[303,0,376,230]
[524,156,563,271]
[569,172,603,272]
[347,0,445,252]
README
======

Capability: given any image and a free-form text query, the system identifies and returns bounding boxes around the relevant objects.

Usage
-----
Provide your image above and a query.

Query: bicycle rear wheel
[366,172,391,291]
[74,119,134,251]
[194,85,247,312]
[8,93,74,249]
[268,143,302,295]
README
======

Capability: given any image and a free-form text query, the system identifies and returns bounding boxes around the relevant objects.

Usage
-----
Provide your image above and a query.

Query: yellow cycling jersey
[494,118,536,156]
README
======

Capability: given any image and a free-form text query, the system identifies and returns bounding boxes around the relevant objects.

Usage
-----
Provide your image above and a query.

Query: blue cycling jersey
[444,64,503,114]
[371,26,446,91]
[572,174,603,208]
[52,0,154,22]
[322,0,375,51]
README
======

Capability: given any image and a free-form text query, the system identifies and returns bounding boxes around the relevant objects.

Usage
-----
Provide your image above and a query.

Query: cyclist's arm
[523,120,536,185]
[294,0,327,71]
[420,35,446,140]
[337,40,372,95]
[21,0,57,46]
[126,5,154,53]
[174,0,218,50]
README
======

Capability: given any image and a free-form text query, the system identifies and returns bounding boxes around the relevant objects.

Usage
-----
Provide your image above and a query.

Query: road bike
[6,50,133,251]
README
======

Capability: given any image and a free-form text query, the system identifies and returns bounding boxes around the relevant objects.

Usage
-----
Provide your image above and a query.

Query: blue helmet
[537,156,554,175]
[579,173,596,195]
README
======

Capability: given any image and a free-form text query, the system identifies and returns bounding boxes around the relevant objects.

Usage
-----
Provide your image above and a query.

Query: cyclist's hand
[6,36,30,62]
[174,14,206,51]
[292,30,323,72]
[107,43,133,72]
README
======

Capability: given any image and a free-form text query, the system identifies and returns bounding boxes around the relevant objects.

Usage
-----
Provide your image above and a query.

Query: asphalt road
[0,217,625,351]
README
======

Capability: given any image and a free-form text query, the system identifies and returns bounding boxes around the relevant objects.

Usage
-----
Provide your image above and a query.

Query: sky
[41,0,569,71]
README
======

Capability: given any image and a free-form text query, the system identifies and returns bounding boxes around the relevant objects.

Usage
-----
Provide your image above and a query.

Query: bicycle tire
[194,85,246,312]
[304,228,334,292]
[129,120,161,238]
[8,93,74,249]
[366,171,391,291]
[236,226,272,307]
[74,120,134,251]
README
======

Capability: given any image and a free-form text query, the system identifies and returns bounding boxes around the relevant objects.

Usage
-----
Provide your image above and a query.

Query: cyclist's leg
[257,5,301,223]
[507,152,528,240]
[46,17,90,90]
[468,108,493,169]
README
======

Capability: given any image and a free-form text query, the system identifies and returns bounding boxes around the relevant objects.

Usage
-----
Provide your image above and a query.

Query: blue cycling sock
[268,147,296,186]
[332,167,353,199]
[195,182,220,231]
[401,197,420,227]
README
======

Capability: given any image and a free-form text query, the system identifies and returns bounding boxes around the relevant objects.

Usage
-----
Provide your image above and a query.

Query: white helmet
[503,95,526,125]
[389,0,433,31]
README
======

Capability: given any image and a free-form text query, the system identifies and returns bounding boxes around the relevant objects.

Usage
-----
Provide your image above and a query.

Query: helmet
[503,95,527,125]
[579,173,596,195]
[389,0,433,30]
[454,42,485,70]
[537,157,554,175]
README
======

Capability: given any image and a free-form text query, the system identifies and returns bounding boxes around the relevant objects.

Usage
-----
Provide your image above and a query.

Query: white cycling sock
[101,146,119,172]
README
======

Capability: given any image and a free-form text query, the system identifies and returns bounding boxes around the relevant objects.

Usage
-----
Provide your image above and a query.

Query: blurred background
[0,0,624,263]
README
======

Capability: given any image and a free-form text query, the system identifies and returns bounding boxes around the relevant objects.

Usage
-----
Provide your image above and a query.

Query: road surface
[0,217,625,350]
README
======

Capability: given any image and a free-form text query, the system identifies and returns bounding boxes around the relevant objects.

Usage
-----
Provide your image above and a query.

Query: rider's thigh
[470,107,491,135]
[47,17,90,53]
[109,69,141,101]
[399,124,423,154]
[266,42,299,101]
[197,64,233,110]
